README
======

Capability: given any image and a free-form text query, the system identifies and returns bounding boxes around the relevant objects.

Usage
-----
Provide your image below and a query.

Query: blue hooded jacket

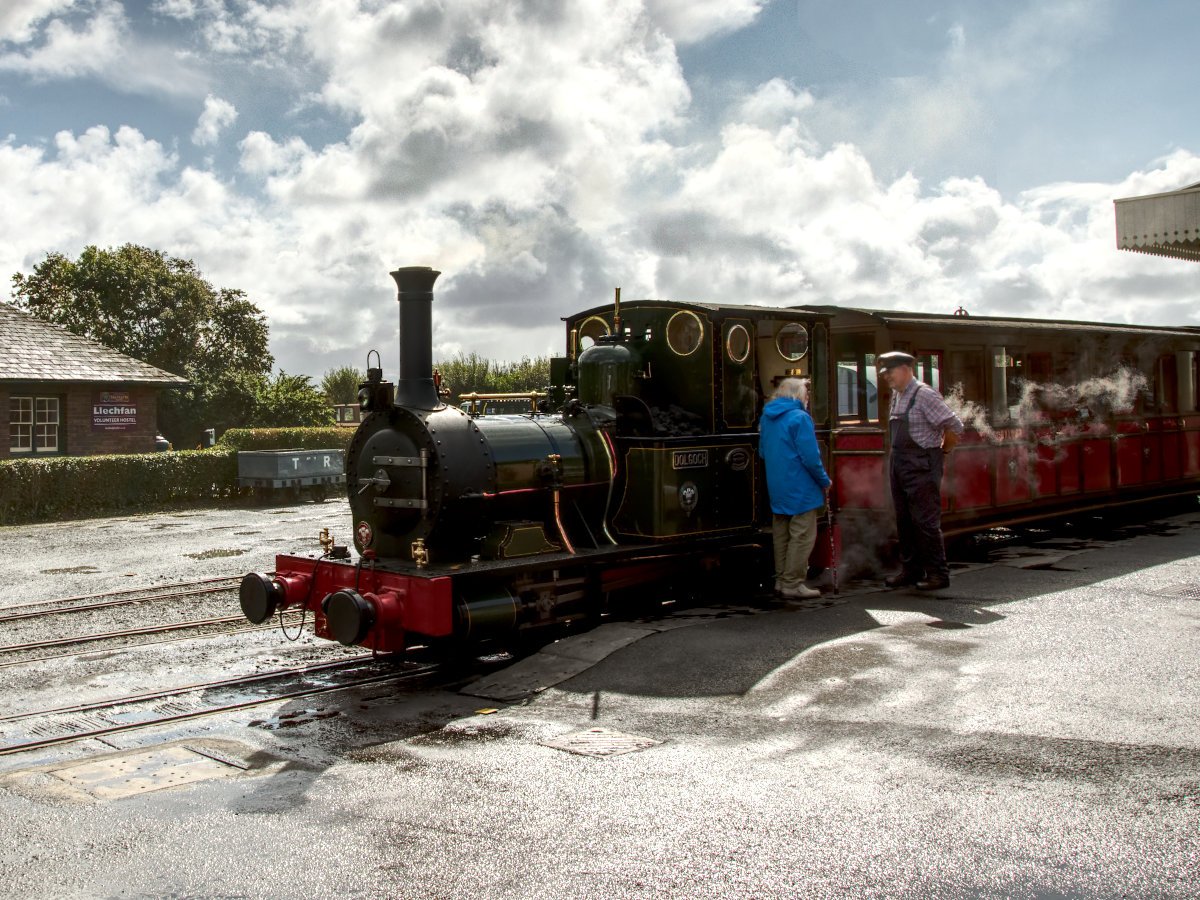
[758,397,831,515]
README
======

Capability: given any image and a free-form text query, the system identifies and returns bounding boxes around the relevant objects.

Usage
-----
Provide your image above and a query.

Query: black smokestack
[390,266,442,410]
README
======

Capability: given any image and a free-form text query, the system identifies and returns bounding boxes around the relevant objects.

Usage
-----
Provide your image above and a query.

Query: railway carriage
[822,307,1200,564]
[240,266,1200,656]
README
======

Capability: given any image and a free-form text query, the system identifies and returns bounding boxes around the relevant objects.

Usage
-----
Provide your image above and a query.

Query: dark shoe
[916,576,950,591]
[885,572,920,589]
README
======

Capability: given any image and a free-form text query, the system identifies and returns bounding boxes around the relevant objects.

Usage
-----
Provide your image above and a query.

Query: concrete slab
[995,552,1078,569]
[462,622,658,701]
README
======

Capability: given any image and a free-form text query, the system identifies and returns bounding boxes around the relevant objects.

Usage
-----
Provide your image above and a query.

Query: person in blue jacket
[759,378,832,599]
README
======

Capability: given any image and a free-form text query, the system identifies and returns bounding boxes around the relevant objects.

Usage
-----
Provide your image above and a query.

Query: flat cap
[877,351,916,371]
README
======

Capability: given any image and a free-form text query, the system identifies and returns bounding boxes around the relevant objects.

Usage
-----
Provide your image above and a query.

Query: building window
[10,395,60,454]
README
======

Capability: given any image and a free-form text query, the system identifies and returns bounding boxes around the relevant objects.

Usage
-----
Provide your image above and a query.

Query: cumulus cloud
[192,93,237,146]
[1,0,1197,384]
[0,0,206,96]
[0,0,77,44]
[0,0,125,80]
[646,0,766,44]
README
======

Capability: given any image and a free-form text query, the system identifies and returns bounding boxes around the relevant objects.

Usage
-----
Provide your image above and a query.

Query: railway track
[0,655,436,757]
[0,575,293,669]
[0,576,246,622]
[0,609,309,668]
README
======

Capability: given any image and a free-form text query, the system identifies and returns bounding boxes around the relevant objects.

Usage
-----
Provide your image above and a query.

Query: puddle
[408,721,515,746]
[184,549,248,560]
[41,565,100,575]
[248,708,340,730]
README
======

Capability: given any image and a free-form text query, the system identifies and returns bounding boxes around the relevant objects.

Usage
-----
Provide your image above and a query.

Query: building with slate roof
[0,303,188,459]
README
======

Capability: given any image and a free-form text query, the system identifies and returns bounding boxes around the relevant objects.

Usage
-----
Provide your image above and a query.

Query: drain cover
[51,746,241,799]
[542,727,662,757]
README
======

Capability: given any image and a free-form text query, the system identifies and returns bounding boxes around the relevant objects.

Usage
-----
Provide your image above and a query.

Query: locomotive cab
[558,298,832,542]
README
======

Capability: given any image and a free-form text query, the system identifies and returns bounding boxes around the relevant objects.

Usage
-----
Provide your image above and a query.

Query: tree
[434,352,491,399]
[253,372,336,427]
[433,353,551,400]
[11,244,273,444]
[493,355,551,394]
[320,366,364,404]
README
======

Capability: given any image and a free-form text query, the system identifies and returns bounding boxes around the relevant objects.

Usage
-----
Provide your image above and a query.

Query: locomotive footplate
[240,534,769,654]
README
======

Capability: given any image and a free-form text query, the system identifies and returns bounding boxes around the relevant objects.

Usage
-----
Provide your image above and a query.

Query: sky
[2,0,1198,383]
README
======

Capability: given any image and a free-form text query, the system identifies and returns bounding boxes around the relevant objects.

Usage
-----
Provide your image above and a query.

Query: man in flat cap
[878,351,964,590]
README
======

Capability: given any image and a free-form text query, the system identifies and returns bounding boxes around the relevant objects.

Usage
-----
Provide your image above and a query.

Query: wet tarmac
[1,500,1198,898]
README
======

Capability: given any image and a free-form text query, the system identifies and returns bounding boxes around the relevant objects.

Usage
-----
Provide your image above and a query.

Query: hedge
[217,427,354,451]
[0,427,354,526]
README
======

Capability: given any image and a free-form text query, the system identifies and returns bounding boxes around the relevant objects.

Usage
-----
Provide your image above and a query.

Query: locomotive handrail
[459,391,547,414]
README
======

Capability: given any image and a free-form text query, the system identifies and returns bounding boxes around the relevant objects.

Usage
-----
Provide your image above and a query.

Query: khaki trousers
[772,509,818,591]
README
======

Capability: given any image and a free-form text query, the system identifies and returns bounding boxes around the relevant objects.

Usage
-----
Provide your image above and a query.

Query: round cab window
[725,323,751,364]
[577,316,610,351]
[666,310,704,357]
[775,323,809,361]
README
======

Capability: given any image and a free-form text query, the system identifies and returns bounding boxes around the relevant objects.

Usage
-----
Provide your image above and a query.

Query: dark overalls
[889,386,949,581]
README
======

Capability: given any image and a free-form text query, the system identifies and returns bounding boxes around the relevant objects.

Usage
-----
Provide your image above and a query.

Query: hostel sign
[93,391,138,431]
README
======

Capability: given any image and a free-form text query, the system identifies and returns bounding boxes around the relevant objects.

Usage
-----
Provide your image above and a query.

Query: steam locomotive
[240,265,1200,655]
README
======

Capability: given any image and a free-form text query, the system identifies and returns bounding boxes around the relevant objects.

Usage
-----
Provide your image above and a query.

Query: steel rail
[0,614,252,654]
[0,664,436,757]
[0,575,245,613]
[0,655,381,723]
[0,584,241,624]
[0,618,305,670]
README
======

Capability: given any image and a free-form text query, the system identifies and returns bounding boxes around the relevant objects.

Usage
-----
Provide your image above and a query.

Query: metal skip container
[236,448,346,500]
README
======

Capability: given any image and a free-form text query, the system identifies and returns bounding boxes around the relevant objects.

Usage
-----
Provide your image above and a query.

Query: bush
[0,448,239,526]
[217,427,354,451]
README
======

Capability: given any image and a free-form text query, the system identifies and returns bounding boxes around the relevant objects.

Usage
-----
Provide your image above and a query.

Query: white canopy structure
[1114,181,1200,261]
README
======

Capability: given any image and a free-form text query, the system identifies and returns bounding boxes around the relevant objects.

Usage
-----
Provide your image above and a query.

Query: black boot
[885,571,921,589]
[916,575,950,591]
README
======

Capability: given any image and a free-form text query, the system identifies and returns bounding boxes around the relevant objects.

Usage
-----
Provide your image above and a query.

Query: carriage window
[666,310,704,356]
[835,351,878,423]
[1054,352,1079,381]
[915,352,942,393]
[725,323,751,364]
[1005,350,1027,421]
[1194,352,1200,413]
[577,316,610,352]
[1180,351,1197,413]
[1122,355,1148,414]
[775,323,809,361]
[1156,354,1179,413]
[1027,352,1053,384]
[989,347,1015,422]
[946,348,984,408]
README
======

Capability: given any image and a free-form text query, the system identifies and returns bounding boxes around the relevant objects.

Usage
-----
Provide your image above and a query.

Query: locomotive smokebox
[391,266,442,410]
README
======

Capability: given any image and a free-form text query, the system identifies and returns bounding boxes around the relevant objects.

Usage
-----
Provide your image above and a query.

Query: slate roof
[0,303,189,386]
